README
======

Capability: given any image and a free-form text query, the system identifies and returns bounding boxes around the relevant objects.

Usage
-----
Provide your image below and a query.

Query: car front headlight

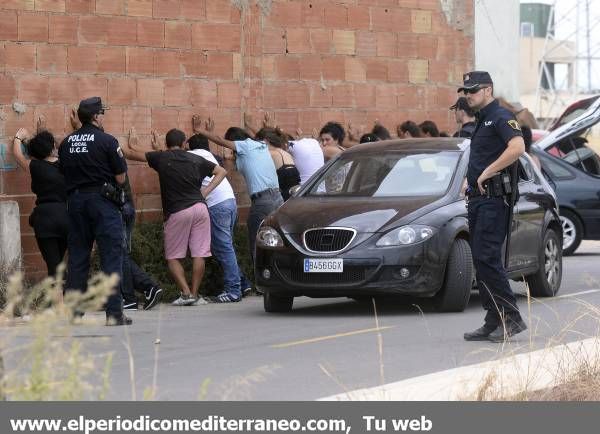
[256,226,284,248]
[376,225,435,247]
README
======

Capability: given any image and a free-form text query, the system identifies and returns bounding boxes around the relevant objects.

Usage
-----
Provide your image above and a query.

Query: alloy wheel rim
[560,216,576,250]
[544,237,560,289]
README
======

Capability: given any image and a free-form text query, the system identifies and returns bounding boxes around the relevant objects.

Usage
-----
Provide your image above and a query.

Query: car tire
[263,291,294,312]
[560,209,582,256]
[434,238,473,312]
[526,227,562,297]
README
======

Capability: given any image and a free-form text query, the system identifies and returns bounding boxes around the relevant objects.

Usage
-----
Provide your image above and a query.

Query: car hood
[274,196,446,234]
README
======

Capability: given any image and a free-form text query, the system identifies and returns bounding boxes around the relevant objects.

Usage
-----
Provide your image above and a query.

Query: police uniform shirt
[467,99,522,188]
[58,124,127,192]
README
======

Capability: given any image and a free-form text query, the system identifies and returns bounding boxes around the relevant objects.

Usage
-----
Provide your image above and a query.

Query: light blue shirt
[234,139,279,195]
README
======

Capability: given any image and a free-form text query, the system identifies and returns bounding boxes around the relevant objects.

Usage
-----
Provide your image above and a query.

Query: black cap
[78,96,107,115]
[457,71,493,93]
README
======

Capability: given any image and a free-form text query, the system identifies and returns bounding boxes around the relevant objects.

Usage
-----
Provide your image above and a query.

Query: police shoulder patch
[507,120,521,131]
[117,146,124,158]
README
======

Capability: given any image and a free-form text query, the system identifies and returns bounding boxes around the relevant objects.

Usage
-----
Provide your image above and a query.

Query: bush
[130,221,254,302]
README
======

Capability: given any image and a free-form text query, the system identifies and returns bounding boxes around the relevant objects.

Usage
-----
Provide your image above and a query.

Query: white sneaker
[171,294,195,306]
[192,296,209,306]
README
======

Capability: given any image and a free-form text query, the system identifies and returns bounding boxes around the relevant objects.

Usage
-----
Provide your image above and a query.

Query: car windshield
[545,133,600,177]
[305,151,461,197]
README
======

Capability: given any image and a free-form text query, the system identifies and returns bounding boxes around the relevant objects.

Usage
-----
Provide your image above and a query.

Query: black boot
[488,318,527,343]
[106,313,133,326]
[464,323,497,341]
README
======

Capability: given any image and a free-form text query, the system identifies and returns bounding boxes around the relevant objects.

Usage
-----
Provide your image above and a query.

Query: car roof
[342,137,468,155]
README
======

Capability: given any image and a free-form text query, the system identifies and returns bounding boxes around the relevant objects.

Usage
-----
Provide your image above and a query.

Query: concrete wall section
[474,0,520,101]
[0,201,21,272]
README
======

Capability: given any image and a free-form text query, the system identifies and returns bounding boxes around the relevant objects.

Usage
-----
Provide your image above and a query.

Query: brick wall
[0,0,473,281]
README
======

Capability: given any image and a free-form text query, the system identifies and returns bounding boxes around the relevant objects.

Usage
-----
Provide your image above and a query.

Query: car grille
[279,265,369,285]
[303,228,355,252]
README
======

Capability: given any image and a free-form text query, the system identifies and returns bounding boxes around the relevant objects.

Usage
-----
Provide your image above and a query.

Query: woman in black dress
[12,126,68,278]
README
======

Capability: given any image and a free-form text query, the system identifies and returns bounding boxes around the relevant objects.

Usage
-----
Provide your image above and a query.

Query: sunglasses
[463,86,489,95]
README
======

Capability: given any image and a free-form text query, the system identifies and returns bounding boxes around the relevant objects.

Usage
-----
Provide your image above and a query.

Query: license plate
[304,258,344,273]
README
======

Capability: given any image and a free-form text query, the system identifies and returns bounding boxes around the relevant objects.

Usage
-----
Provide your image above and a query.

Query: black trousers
[467,196,521,324]
[36,236,67,277]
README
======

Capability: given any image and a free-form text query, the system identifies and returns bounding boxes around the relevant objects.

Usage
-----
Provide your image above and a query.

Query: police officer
[59,97,131,325]
[450,97,476,138]
[459,72,527,342]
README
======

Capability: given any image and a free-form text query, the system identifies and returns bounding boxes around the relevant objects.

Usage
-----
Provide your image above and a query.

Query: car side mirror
[289,185,301,197]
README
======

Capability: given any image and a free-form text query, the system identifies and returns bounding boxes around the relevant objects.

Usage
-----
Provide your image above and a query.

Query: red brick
[181,0,205,21]
[1,0,34,11]
[353,83,376,109]
[0,11,19,40]
[137,78,163,105]
[4,43,36,71]
[66,0,93,13]
[127,47,154,75]
[190,80,217,107]
[102,106,124,134]
[35,0,65,12]
[179,51,205,76]
[49,76,79,103]
[266,1,302,27]
[107,17,138,45]
[274,56,299,80]
[67,46,96,73]
[192,23,240,52]
[366,58,387,81]
[150,107,179,132]
[37,44,67,73]
[397,33,418,58]
[370,7,394,32]
[332,83,354,108]
[127,0,153,17]
[310,29,331,54]
[154,50,181,76]
[302,2,324,28]
[137,19,164,47]
[18,74,49,104]
[324,4,348,29]
[285,83,309,109]
[347,5,370,30]
[322,56,345,81]
[392,7,412,31]
[205,52,233,79]
[18,12,48,42]
[345,57,366,82]
[376,85,396,110]
[2,107,34,140]
[77,76,108,101]
[108,77,137,105]
[387,59,408,83]
[163,79,191,106]
[124,107,151,132]
[298,110,321,131]
[165,21,191,49]
[97,47,126,73]
[417,35,438,60]
[205,0,232,23]
[397,84,421,110]
[377,32,396,57]
[356,31,377,56]
[429,59,450,83]
[78,16,108,44]
[286,28,310,54]
[49,15,78,44]
[217,82,241,108]
[299,55,322,81]
[0,75,17,104]
[95,0,125,15]
[152,0,181,18]
[33,105,66,135]
[262,27,286,54]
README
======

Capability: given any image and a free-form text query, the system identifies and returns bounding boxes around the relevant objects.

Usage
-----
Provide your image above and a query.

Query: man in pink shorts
[123,128,227,305]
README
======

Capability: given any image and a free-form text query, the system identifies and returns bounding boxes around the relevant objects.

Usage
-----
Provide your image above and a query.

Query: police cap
[457,71,493,93]
[78,96,108,115]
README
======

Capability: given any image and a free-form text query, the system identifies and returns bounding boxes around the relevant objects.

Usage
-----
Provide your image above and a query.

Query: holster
[101,182,126,207]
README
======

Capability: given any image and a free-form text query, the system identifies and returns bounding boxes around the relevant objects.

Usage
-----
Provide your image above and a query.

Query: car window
[307,151,461,197]
[545,136,600,176]
[541,157,574,179]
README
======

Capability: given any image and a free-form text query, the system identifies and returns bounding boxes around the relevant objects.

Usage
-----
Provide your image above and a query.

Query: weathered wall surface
[0,0,473,281]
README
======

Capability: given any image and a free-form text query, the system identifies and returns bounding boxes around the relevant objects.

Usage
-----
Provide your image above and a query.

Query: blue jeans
[247,190,284,263]
[65,192,123,316]
[209,199,244,298]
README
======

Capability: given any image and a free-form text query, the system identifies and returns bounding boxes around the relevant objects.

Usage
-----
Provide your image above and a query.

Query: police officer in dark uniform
[59,97,131,325]
[450,97,476,138]
[459,72,527,342]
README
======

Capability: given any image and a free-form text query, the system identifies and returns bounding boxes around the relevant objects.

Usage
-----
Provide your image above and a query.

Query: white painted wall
[474,0,521,101]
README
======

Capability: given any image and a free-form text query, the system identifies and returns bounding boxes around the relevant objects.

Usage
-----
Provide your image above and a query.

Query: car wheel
[263,291,294,312]
[434,238,473,312]
[560,209,582,256]
[526,227,562,297]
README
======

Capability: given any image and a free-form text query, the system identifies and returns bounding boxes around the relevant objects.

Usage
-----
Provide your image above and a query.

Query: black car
[532,95,600,255]
[255,138,563,313]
